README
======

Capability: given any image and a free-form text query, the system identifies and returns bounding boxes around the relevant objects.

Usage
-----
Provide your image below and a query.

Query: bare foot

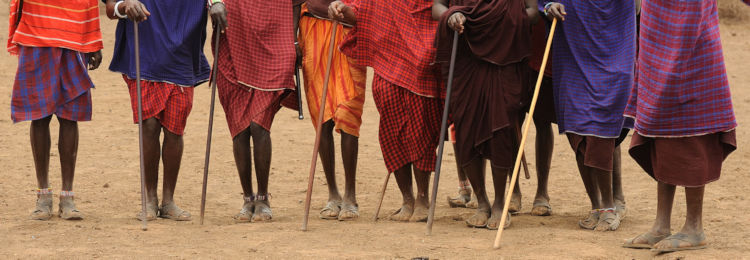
[389,203,414,222]
[319,200,341,220]
[338,201,359,221]
[410,202,428,222]
[136,200,159,221]
[233,201,254,223]
[30,194,53,220]
[622,231,671,249]
[58,196,83,220]
[531,198,552,216]
[578,210,599,230]
[159,201,192,221]
[652,232,707,253]
[465,209,490,228]
[251,200,272,222]
[508,192,521,214]
[594,210,620,231]
[446,189,472,208]
[486,212,511,230]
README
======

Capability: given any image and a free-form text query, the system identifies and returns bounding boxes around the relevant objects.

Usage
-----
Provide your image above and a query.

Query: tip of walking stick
[298,115,304,120]
[493,244,501,249]
[141,225,148,231]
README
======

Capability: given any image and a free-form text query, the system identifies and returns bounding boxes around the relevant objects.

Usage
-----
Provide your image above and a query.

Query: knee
[57,117,78,129]
[142,118,162,137]
[31,116,53,127]
[249,123,270,140]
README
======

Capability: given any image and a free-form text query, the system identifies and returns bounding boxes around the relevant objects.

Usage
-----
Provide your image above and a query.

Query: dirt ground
[1,2,749,259]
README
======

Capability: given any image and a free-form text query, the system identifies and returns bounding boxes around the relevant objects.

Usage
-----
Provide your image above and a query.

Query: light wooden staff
[426,30,460,235]
[199,29,222,225]
[301,22,339,231]
[134,21,148,231]
[372,172,390,221]
[494,18,557,249]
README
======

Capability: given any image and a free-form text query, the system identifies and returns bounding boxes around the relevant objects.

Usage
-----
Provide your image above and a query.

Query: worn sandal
[623,232,671,249]
[578,210,600,230]
[159,202,192,221]
[651,233,707,253]
[30,190,53,221]
[319,200,341,220]
[338,202,359,221]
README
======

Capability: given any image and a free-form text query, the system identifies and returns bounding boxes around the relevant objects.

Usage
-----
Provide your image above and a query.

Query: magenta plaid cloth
[217,0,295,91]
[624,0,736,137]
[11,46,93,123]
[341,0,443,98]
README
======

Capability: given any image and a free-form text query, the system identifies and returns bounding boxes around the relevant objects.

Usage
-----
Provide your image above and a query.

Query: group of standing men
[8,0,745,252]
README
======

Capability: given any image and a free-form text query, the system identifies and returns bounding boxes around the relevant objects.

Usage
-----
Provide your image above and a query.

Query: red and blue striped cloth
[540,0,636,138]
[624,0,737,137]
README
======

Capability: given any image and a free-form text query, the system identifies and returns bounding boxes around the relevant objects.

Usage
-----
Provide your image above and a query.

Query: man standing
[329,0,443,222]
[433,0,538,229]
[622,0,738,252]
[208,0,299,222]
[298,0,367,221]
[8,0,103,220]
[104,0,211,221]
[542,0,635,231]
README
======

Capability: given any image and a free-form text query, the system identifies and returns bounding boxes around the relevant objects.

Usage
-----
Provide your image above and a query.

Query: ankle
[36,188,53,197]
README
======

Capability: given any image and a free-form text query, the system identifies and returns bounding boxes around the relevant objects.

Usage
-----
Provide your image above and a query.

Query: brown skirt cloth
[628,131,737,187]
[529,71,556,125]
[567,133,616,171]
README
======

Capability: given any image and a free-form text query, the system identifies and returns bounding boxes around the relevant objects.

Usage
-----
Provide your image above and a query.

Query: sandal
[338,202,359,221]
[486,212,511,230]
[233,195,255,223]
[508,193,522,214]
[623,232,671,249]
[651,233,707,253]
[447,188,472,208]
[30,189,53,221]
[136,201,159,221]
[465,210,490,228]
[595,208,621,231]
[319,200,341,220]
[58,191,83,220]
[252,195,272,222]
[615,200,627,220]
[578,210,600,230]
[159,201,192,221]
[531,199,552,216]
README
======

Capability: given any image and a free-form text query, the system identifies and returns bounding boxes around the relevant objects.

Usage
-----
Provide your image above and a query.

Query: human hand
[86,51,102,70]
[209,2,227,33]
[544,2,566,21]
[122,0,151,22]
[447,12,466,34]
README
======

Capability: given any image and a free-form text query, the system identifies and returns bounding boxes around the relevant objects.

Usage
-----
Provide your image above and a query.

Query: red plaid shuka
[341,0,443,98]
[372,75,443,173]
[11,46,93,123]
[218,0,296,91]
[124,76,194,136]
[624,0,736,137]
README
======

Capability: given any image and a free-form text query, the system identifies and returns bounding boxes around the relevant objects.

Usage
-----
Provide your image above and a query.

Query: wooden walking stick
[199,29,222,225]
[372,172,391,221]
[426,31,460,235]
[296,53,304,120]
[134,22,148,231]
[301,22,339,231]
[494,18,557,249]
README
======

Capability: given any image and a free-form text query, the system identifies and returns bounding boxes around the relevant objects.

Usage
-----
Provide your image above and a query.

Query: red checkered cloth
[123,76,194,136]
[215,34,287,137]
[11,46,93,123]
[218,0,296,91]
[341,0,443,98]
[372,74,443,173]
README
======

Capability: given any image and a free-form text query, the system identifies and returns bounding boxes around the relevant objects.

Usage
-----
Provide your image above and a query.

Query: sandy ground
[1,2,749,259]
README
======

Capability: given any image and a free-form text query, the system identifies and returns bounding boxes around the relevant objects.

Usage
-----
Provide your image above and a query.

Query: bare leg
[653,186,707,250]
[575,152,601,229]
[318,121,342,219]
[389,165,414,221]
[339,130,359,220]
[532,120,553,216]
[592,167,619,231]
[612,146,627,218]
[447,143,474,208]
[158,128,191,221]
[232,127,254,221]
[138,118,161,220]
[487,166,510,229]
[250,123,273,222]
[30,116,53,220]
[625,182,674,247]
[464,159,490,227]
[57,118,82,220]
[410,167,430,222]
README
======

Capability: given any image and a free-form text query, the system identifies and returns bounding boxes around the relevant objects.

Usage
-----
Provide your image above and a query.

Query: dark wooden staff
[426,31,460,235]
[296,53,304,120]
[199,29,222,225]
[372,172,390,221]
[301,22,339,231]
[134,21,148,231]
[494,18,558,249]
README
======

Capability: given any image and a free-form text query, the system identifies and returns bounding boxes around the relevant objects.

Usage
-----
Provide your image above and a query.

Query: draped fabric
[624,0,736,137]
[340,0,443,98]
[107,0,210,87]
[539,0,636,138]
[8,0,103,55]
